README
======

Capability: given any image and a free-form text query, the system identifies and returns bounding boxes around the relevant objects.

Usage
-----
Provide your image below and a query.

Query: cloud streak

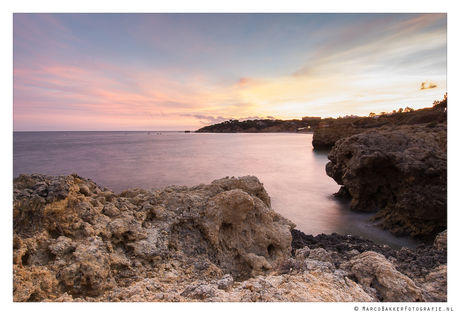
[293,14,446,78]
[13,13,447,131]
[420,81,438,90]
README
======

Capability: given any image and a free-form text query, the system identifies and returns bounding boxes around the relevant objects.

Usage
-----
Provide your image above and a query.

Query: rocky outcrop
[342,251,424,302]
[13,174,447,302]
[312,100,447,149]
[291,229,447,302]
[312,124,370,149]
[13,174,296,301]
[325,124,447,240]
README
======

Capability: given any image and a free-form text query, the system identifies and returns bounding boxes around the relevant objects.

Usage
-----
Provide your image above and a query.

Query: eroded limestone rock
[341,251,425,302]
[325,124,447,240]
[13,174,295,301]
[12,173,447,302]
[291,229,447,302]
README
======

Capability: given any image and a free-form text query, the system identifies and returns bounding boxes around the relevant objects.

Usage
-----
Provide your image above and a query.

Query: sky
[12,12,448,131]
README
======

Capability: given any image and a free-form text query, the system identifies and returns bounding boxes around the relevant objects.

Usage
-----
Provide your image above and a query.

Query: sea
[13,131,420,249]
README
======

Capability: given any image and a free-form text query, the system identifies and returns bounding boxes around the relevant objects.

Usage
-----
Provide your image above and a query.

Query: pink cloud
[13,14,446,131]
[14,50,240,131]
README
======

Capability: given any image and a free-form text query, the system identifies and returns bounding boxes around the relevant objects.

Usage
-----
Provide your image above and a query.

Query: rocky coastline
[310,98,448,243]
[13,173,447,302]
[322,124,447,241]
[311,97,447,150]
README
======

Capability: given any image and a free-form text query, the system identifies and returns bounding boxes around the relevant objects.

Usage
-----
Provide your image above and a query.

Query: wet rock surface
[13,174,447,302]
[325,124,447,240]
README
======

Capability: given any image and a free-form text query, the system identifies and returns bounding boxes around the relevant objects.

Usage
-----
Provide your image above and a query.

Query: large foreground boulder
[13,173,297,301]
[325,124,447,240]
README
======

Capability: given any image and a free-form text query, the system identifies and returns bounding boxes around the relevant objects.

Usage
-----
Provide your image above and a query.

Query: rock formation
[312,99,447,149]
[325,124,447,240]
[312,124,370,149]
[13,174,447,302]
[13,173,297,301]
[291,230,447,302]
[341,251,425,302]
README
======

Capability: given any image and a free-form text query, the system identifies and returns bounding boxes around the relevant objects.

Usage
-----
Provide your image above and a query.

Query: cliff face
[13,174,447,302]
[312,124,370,149]
[312,101,447,149]
[325,124,447,240]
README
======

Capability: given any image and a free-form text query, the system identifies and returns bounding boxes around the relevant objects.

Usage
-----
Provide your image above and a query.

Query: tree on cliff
[433,93,447,109]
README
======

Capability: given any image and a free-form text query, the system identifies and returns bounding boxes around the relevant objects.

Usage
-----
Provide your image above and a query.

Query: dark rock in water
[312,124,370,149]
[333,186,352,198]
[325,124,447,240]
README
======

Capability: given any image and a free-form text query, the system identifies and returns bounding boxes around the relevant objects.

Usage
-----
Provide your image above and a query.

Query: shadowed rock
[325,124,447,240]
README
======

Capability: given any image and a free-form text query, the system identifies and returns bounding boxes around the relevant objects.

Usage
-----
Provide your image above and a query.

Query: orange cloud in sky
[14,55,447,131]
[420,81,438,90]
[13,13,447,131]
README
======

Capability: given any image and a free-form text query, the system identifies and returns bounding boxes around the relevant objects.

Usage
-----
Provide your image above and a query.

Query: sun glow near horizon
[13,13,447,131]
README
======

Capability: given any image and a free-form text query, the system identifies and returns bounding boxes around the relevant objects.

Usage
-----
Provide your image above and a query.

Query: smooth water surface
[13,131,419,249]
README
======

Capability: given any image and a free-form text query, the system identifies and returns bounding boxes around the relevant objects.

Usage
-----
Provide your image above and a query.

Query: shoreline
[12,173,447,302]
[13,170,418,250]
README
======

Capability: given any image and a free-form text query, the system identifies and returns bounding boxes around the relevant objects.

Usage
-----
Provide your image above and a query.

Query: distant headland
[195,94,447,133]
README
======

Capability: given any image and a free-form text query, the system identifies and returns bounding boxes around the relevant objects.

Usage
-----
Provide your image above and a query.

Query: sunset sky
[13,12,447,131]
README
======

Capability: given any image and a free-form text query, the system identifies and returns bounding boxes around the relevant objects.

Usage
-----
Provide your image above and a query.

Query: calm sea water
[13,131,419,249]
